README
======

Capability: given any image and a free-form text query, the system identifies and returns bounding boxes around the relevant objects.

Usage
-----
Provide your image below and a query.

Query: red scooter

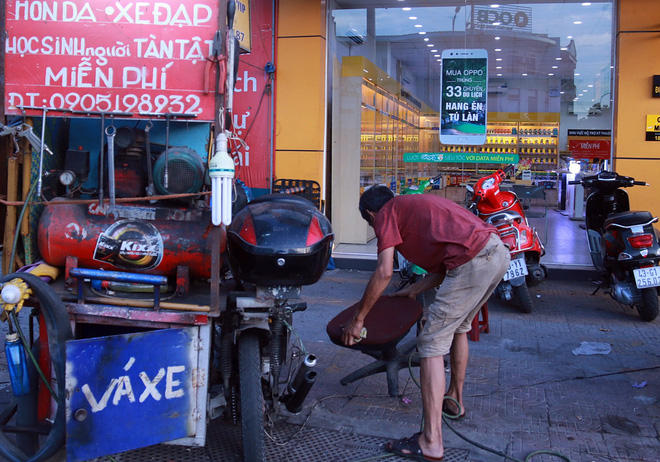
[466,165,546,312]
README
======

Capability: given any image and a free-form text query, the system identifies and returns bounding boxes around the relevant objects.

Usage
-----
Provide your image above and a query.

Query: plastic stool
[468,303,489,341]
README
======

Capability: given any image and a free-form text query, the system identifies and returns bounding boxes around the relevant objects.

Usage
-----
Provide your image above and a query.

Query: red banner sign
[568,139,610,159]
[4,0,274,190]
[5,0,219,120]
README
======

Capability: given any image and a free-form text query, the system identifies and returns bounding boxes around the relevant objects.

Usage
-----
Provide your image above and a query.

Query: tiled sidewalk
[0,268,658,461]
[291,269,660,462]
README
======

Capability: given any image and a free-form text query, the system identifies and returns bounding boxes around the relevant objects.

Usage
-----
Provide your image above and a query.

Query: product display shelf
[518,122,559,171]
[359,78,421,194]
[435,121,559,169]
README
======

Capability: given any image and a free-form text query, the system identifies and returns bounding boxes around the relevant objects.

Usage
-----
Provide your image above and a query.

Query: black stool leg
[340,360,388,386]
[339,339,420,397]
[385,360,401,397]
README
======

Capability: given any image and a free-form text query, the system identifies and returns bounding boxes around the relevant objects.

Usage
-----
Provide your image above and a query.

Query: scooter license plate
[503,258,528,281]
[633,266,660,288]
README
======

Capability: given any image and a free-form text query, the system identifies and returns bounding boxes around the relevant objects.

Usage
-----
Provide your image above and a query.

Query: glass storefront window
[330,0,613,244]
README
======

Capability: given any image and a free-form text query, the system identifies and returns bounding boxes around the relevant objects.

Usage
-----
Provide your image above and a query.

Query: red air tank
[38,201,224,279]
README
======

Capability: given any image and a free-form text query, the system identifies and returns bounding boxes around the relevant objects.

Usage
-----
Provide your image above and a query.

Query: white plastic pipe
[209,132,235,226]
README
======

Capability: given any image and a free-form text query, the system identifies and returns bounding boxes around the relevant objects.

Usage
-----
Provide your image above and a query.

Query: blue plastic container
[5,333,31,397]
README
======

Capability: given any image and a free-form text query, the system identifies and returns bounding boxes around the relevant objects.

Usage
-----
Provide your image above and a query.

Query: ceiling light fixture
[495,36,501,40]
[495,48,502,52]
[415,24,422,27]
[409,16,417,20]
[573,21,582,25]
[418,31,426,34]
[402,7,411,11]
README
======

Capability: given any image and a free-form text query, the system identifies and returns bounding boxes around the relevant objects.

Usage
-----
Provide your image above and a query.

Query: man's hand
[390,284,418,299]
[390,271,446,301]
[341,317,365,346]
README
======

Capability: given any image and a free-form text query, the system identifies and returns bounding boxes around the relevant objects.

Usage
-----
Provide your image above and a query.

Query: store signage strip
[404,152,520,164]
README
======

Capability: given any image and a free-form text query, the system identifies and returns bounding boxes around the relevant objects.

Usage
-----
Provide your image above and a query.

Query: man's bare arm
[391,271,446,299]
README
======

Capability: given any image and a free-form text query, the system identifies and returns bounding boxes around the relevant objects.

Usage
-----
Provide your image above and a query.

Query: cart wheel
[238,331,265,461]
[0,273,72,462]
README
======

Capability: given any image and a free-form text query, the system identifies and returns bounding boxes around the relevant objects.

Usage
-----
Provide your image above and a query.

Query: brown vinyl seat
[326,296,423,397]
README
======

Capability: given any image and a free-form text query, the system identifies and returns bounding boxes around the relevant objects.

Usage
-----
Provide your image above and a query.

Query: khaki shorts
[417,233,510,358]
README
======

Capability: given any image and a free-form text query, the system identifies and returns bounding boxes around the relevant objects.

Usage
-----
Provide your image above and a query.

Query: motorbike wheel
[513,282,534,313]
[238,331,266,462]
[637,288,659,322]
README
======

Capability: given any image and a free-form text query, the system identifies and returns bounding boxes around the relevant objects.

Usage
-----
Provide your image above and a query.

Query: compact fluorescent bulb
[209,132,235,226]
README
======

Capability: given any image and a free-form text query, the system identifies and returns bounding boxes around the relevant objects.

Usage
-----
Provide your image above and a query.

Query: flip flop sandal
[384,433,444,461]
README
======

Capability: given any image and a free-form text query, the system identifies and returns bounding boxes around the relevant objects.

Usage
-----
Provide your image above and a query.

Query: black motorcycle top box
[226,194,334,286]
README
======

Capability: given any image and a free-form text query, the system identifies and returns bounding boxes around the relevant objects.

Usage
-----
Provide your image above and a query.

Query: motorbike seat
[604,210,657,229]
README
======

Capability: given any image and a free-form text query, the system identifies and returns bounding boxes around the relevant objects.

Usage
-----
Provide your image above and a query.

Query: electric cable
[281,317,307,356]
[9,179,38,274]
[0,273,73,462]
[9,310,57,402]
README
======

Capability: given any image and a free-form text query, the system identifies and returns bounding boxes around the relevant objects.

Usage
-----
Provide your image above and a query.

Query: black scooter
[571,171,660,321]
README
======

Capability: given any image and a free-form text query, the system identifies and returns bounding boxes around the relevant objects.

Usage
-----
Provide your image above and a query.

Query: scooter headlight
[482,178,496,190]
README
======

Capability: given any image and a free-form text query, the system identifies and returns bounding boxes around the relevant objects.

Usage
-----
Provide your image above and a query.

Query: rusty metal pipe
[80,297,210,312]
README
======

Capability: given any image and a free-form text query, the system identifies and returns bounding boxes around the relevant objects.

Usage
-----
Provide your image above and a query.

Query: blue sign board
[66,328,200,462]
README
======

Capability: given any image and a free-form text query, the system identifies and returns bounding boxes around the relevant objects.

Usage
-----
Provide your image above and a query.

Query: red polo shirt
[373,194,496,273]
